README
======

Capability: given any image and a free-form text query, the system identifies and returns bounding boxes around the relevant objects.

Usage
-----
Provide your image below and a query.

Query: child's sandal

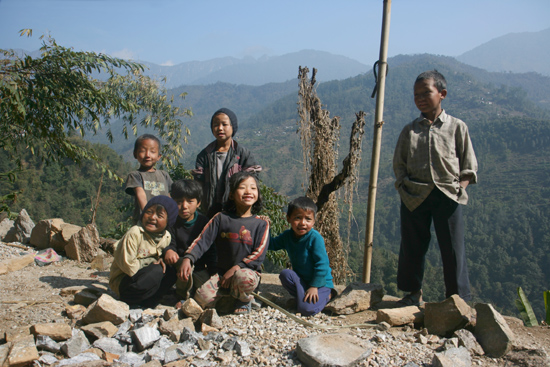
[233,300,251,314]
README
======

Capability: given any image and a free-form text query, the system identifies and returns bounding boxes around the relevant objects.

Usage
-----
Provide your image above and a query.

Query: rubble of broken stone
[1,211,549,366]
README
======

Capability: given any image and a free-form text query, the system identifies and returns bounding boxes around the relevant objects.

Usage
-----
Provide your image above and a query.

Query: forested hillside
[1,139,134,235]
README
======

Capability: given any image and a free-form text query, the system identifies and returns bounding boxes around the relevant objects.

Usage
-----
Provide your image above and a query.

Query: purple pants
[279,269,332,316]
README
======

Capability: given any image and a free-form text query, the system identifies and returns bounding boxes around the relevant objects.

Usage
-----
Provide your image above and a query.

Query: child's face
[230,176,258,210]
[414,78,447,120]
[287,208,315,238]
[141,204,168,233]
[174,197,200,221]
[211,113,233,144]
[134,138,161,171]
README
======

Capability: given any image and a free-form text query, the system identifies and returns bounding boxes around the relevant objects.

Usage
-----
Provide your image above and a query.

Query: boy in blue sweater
[269,197,334,316]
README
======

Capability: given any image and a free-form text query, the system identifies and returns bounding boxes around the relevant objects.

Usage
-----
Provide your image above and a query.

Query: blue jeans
[279,269,332,316]
[397,188,471,301]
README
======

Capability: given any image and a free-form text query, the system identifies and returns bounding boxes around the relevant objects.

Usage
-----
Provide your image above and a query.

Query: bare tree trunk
[297,67,366,285]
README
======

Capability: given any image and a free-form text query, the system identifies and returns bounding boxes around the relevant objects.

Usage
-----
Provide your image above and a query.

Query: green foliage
[169,163,194,181]
[0,30,191,189]
[0,138,133,235]
[545,291,550,325]
[259,183,290,271]
[516,287,539,327]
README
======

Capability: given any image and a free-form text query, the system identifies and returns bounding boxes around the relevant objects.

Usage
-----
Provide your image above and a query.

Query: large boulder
[475,303,515,357]
[65,223,100,262]
[4,209,35,244]
[424,295,474,336]
[30,218,65,250]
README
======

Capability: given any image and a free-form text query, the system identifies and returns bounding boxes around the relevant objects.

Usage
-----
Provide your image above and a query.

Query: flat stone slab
[296,333,373,367]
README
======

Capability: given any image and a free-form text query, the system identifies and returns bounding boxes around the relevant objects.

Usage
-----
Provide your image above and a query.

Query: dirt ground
[1,242,549,366]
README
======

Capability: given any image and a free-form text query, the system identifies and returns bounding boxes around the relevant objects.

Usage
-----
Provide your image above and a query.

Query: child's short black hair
[415,70,447,92]
[287,196,317,218]
[171,179,202,201]
[223,171,263,214]
[134,134,161,155]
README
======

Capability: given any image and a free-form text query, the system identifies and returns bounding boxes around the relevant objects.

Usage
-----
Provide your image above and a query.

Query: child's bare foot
[234,300,251,314]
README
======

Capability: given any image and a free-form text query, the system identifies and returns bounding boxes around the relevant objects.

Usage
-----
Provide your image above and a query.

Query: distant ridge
[456,28,550,76]
[140,50,369,87]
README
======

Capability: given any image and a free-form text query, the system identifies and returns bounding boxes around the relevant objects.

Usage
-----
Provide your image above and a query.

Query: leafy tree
[0,30,192,198]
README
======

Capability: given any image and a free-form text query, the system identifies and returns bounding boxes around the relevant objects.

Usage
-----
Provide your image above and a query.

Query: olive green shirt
[109,225,171,296]
[393,110,478,211]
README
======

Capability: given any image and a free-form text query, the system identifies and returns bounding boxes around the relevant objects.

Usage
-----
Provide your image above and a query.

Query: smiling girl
[180,171,270,314]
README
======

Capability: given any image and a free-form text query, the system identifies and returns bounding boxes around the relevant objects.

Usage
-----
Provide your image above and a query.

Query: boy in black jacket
[163,180,216,303]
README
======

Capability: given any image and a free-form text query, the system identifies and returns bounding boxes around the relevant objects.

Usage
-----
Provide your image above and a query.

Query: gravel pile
[0,242,540,366]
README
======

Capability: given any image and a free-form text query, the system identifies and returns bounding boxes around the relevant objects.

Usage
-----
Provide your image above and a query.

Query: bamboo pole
[362,0,392,283]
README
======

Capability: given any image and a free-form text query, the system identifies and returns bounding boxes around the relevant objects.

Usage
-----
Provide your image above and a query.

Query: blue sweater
[270,229,334,289]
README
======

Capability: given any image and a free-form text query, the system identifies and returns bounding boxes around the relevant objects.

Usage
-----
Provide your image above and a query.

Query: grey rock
[324,282,384,315]
[35,334,62,353]
[432,346,472,367]
[61,329,91,358]
[4,209,34,243]
[204,331,226,343]
[453,329,484,356]
[56,352,101,366]
[296,333,373,367]
[141,360,163,367]
[140,312,156,324]
[116,351,148,367]
[180,327,200,345]
[475,303,515,357]
[424,295,474,336]
[153,335,174,349]
[129,309,143,323]
[235,339,251,357]
[93,337,128,355]
[145,346,165,362]
[113,319,133,344]
[131,326,161,351]
[163,344,190,363]
[38,353,60,365]
[221,336,238,351]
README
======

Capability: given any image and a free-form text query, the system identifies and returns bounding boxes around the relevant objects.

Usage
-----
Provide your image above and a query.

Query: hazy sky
[0,0,548,66]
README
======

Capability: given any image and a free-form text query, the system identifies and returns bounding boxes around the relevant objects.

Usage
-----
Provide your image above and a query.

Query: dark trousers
[397,188,471,301]
[279,269,333,316]
[119,263,177,308]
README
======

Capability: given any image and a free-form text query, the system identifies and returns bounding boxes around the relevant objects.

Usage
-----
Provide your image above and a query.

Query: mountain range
[140,50,369,88]
[456,27,550,76]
